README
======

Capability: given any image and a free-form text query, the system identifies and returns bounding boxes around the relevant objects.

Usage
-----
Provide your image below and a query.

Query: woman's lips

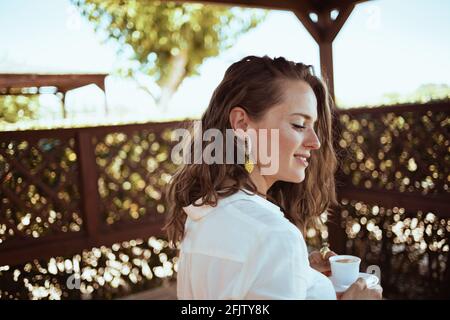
[294,155,309,167]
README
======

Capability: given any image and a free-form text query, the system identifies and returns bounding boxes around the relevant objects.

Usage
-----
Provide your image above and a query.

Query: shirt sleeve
[232,227,312,300]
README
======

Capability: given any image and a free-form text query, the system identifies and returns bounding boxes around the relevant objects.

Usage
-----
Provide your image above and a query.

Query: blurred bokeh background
[0,0,449,299]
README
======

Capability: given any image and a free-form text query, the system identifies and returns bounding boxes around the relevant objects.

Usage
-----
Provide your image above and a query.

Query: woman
[163,55,382,300]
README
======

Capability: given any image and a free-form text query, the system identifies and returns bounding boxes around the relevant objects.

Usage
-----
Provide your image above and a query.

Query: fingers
[313,249,337,260]
[343,279,384,300]
[346,278,364,292]
[357,280,383,300]
[324,251,337,260]
[309,251,321,263]
[366,288,383,300]
[355,277,367,290]
[372,284,383,292]
[371,284,383,299]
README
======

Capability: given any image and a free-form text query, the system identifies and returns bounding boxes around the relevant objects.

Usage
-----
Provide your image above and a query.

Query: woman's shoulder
[218,191,303,242]
[220,189,284,215]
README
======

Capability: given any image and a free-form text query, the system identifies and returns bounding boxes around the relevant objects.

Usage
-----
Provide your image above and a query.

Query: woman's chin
[282,170,305,184]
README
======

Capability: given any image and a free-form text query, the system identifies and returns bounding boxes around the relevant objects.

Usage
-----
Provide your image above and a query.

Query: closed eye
[292,123,306,130]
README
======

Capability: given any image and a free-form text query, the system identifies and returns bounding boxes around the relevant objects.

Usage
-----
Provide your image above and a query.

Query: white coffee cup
[329,255,361,287]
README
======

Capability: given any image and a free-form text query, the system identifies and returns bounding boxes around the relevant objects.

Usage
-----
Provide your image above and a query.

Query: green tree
[0,95,39,125]
[73,0,266,111]
[382,84,450,105]
[409,83,450,103]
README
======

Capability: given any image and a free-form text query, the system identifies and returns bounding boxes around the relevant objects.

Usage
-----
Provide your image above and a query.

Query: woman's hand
[339,278,383,300]
[308,249,337,273]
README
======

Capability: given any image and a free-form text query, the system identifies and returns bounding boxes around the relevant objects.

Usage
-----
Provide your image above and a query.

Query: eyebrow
[290,112,317,123]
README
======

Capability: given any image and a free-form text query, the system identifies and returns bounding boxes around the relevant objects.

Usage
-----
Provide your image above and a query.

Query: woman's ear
[229,106,249,132]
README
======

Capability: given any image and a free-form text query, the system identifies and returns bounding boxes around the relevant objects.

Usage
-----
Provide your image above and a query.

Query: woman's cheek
[283,131,302,156]
[279,133,298,167]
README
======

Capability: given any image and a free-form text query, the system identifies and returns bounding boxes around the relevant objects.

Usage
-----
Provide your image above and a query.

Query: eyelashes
[291,123,306,130]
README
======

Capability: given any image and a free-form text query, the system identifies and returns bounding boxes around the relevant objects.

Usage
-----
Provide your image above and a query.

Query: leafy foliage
[0,95,39,124]
[72,0,266,108]
[381,83,450,105]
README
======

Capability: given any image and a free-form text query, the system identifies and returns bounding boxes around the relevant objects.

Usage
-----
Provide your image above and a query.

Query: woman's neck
[219,167,276,199]
[249,167,275,197]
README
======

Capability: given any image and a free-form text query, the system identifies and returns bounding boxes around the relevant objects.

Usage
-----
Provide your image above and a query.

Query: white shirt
[176,188,336,300]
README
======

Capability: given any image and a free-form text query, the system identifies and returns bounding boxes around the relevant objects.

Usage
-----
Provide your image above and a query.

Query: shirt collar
[182,188,285,221]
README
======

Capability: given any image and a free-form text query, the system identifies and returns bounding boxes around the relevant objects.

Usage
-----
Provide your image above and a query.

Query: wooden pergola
[174,0,370,99]
[0,73,108,118]
[0,0,367,112]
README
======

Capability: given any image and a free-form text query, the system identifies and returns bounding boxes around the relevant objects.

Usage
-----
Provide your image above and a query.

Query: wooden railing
[0,121,187,267]
[0,100,448,299]
[330,100,450,299]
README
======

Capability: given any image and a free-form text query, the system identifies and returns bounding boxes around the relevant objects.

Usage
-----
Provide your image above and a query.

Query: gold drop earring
[244,134,255,174]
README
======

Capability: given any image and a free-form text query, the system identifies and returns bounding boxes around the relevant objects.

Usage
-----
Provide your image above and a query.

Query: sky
[0,0,449,121]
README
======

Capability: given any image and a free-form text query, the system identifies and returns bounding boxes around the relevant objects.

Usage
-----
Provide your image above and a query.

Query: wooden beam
[315,0,370,12]
[164,0,311,11]
[0,119,189,138]
[337,99,450,116]
[0,221,165,266]
[163,0,370,11]
[0,74,107,92]
[326,5,355,42]
[293,9,321,43]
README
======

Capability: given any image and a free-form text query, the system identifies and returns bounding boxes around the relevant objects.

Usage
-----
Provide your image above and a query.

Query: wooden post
[327,211,346,254]
[77,130,101,245]
[104,91,108,117]
[319,41,335,100]
[294,4,355,253]
[60,90,67,119]
[96,77,108,116]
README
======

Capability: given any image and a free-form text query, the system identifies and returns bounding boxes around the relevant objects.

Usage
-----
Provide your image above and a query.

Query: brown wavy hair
[163,55,337,247]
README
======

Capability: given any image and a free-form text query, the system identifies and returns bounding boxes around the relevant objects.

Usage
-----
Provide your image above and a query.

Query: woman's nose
[304,129,321,150]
